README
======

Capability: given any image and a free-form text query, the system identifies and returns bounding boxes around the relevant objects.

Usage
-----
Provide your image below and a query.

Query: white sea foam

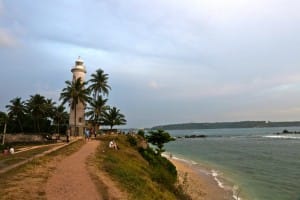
[163,153,243,199]
[162,153,198,165]
[211,170,244,200]
[173,156,198,165]
[263,135,300,139]
[211,170,224,188]
[233,185,242,200]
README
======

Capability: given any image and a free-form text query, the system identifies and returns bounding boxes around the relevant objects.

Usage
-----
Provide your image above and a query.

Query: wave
[263,135,300,139]
[211,170,243,200]
[211,169,225,188]
[162,153,198,165]
[163,152,244,199]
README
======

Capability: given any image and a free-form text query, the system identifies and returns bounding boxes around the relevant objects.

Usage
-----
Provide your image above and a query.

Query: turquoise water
[165,127,300,200]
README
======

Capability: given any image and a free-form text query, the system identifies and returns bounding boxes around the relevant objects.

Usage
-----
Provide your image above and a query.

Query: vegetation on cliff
[96,134,190,200]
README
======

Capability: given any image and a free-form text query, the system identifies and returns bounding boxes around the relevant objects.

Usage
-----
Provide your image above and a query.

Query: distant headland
[152,121,300,130]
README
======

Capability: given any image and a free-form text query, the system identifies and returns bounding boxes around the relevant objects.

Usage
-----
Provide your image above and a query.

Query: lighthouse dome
[71,56,86,73]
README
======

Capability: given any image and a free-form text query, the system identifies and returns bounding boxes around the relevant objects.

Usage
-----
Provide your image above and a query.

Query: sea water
[165,127,300,200]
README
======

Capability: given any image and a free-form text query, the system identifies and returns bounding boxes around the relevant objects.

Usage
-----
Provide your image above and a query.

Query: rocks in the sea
[275,129,300,135]
[175,134,207,139]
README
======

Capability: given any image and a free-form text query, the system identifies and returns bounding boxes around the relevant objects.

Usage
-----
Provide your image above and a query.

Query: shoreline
[166,155,237,200]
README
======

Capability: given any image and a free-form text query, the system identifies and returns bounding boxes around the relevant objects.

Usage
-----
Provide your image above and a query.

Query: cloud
[148,81,160,89]
[0,1,3,16]
[0,28,18,47]
[2,0,300,127]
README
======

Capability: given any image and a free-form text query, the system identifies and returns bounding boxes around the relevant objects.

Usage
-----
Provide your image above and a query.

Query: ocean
[164,127,300,200]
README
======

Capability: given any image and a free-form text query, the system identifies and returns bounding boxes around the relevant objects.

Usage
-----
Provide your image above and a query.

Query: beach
[169,157,234,200]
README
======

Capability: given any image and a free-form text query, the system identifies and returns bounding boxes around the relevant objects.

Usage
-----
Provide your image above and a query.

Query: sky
[1,0,300,128]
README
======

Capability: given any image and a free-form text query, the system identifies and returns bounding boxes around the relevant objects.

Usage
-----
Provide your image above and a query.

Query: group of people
[65,127,96,142]
[85,128,96,141]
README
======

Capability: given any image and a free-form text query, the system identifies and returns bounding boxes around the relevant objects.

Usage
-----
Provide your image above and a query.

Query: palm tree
[45,98,56,120]
[60,78,90,135]
[86,95,108,132]
[53,104,69,134]
[26,94,47,133]
[88,69,111,99]
[6,97,25,132]
[102,106,126,130]
[0,111,8,145]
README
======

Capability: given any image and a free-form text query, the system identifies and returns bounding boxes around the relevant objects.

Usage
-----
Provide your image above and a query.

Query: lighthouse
[69,57,87,136]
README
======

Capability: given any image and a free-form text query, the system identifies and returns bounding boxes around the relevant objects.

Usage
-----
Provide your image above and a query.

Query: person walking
[85,128,90,141]
[66,128,70,143]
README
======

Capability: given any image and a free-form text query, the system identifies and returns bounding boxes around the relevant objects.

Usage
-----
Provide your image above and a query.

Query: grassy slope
[96,134,189,200]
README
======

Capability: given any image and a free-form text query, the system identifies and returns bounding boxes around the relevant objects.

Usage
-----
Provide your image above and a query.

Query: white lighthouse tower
[69,57,87,136]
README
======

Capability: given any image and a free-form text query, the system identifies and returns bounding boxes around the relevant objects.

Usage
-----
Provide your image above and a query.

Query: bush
[139,147,177,187]
[137,129,145,138]
[127,135,137,146]
[0,144,9,152]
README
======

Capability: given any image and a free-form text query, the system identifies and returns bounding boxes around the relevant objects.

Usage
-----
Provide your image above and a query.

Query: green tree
[60,78,90,135]
[88,68,111,99]
[146,129,175,155]
[6,97,25,132]
[86,95,108,132]
[102,106,126,130]
[137,129,145,138]
[26,94,47,133]
[0,111,8,145]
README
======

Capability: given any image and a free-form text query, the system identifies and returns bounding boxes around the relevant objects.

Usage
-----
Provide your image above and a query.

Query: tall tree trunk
[2,122,7,145]
[37,118,40,134]
[57,121,60,134]
[18,119,23,133]
[36,118,41,134]
[74,104,77,136]
[33,118,37,133]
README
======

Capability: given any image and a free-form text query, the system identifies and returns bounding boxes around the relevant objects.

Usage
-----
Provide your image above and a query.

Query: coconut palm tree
[86,95,108,132]
[53,104,69,134]
[6,97,25,132]
[0,111,8,145]
[88,69,111,99]
[60,78,90,135]
[45,98,56,120]
[102,106,126,130]
[26,94,47,133]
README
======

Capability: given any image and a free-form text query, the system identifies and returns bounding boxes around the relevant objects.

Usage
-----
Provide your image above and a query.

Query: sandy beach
[169,158,234,200]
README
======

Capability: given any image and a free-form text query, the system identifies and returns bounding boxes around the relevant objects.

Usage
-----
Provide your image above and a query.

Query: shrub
[0,144,9,152]
[127,135,137,146]
[139,147,177,187]
[137,129,145,138]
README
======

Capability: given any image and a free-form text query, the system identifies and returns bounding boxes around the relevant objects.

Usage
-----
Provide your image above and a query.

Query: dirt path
[46,140,102,200]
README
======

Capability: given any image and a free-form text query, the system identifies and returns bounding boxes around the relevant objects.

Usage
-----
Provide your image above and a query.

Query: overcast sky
[1,0,300,128]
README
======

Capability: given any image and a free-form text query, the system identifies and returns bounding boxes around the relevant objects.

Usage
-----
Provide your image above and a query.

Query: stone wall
[3,134,44,143]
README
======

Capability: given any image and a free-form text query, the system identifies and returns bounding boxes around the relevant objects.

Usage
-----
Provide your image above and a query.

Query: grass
[0,144,61,168]
[0,140,59,151]
[96,134,190,200]
[0,139,85,200]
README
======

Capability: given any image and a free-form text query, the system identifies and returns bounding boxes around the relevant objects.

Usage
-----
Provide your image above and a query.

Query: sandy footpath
[170,158,233,200]
[46,140,102,200]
